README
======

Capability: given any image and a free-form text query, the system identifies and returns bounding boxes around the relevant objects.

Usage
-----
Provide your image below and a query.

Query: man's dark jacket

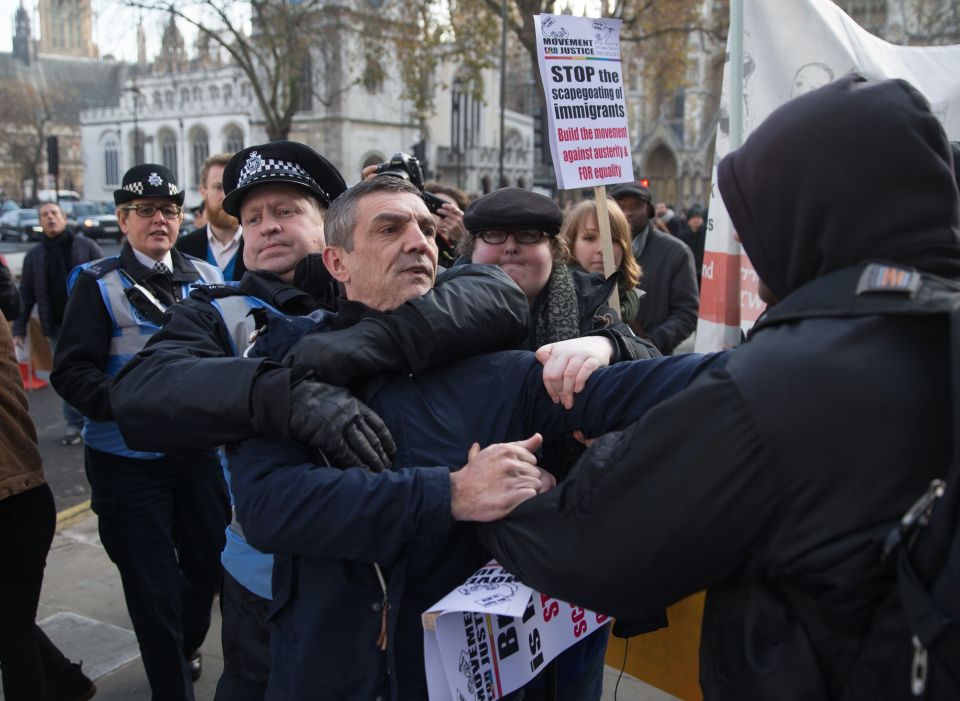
[110,261,530,450]
[229,349,725,700]
[629,222,699,354]
[481,75,960,699]
[176,225,247,281]
[13,233,103,337]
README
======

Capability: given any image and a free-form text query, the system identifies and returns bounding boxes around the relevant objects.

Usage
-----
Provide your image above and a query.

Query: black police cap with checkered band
[114,164,185,207]
[222,141,347,217]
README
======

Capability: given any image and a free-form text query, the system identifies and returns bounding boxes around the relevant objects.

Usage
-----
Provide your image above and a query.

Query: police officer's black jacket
[53,243,210,422]
[110,258,529,451]
[480,75,960,699]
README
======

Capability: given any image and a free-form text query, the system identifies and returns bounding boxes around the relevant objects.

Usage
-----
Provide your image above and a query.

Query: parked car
[0,208,43,242]
[62,201,122,241]
[180,209,196,233]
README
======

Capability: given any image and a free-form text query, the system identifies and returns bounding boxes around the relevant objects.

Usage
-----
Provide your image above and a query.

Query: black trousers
[84,446,230,701]
[0,483,73,701]
[214,570,271,701]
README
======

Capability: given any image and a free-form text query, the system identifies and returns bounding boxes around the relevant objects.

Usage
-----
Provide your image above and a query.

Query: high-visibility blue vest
[208,292,287,599]
[67,256,223,459]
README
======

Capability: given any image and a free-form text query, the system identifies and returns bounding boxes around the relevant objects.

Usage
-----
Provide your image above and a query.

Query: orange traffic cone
[15,344,48,391]
[19,359,48,390]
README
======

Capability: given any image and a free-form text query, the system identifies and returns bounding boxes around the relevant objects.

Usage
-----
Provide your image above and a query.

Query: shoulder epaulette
[80,257,122,279]
[188,282,244,302]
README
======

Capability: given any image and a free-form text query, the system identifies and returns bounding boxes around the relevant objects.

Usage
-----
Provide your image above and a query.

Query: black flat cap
[464,188,563,236]
[610,182,655,218]
[114,164,184,206]
[222,141,347,217]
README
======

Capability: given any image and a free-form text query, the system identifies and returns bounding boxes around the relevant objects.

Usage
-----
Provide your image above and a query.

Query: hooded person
[479,74,960,699]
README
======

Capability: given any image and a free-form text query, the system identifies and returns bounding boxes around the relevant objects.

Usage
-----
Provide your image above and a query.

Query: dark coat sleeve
[512,351,729,440]
[12,250,36,337]
[646,246,699,354]
[0,261,20,320]
[109,296,284,451]
[478,370,779,622]
[397,263,529,372]
[50,272,116,421]
[229,437,453,562]
[283,263,530,385]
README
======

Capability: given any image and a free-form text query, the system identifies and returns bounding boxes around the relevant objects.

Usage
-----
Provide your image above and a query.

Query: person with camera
[108,141,534,699]
[50,164,228,701]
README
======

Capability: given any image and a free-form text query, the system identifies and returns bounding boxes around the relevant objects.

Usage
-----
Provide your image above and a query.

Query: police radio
[118,270,167,325]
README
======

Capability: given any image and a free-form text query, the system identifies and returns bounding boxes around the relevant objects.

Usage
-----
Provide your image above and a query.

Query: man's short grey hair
[325,177,423,251]
[37,201,63,214]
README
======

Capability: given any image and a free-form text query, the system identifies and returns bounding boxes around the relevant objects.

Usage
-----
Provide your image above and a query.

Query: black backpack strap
[752,263,960,336]
[758,263,960,698]
[888,284,960,696]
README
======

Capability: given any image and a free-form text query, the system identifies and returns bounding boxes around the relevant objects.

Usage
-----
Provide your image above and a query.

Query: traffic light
[639,177,650,188]
[46,136,59,178]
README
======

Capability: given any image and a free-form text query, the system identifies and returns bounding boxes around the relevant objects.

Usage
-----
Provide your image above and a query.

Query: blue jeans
[85,446,230,701]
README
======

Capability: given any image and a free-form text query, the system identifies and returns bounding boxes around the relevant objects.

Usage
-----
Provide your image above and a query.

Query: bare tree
[0,80,64,200]
[123,0,336,140]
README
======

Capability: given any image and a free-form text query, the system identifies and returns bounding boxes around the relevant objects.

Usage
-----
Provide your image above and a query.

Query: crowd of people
[2,73,959,701]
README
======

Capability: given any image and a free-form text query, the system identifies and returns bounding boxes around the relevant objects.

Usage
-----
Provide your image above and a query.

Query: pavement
[6,505,680,701]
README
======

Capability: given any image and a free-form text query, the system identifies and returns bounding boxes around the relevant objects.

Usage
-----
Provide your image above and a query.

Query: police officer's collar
[238,269,324,315]
[120,241,200,283]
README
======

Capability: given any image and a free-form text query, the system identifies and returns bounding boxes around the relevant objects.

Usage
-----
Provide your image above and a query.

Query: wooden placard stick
[593,185,621,315]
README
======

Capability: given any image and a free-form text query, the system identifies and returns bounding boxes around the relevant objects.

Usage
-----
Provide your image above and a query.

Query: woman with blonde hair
[562,198,643,323]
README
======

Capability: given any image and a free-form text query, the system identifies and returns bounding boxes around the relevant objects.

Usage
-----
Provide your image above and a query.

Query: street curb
[56,499,92,532]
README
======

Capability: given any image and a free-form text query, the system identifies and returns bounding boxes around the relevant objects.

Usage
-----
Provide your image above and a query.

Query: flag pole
[729,0,745,150]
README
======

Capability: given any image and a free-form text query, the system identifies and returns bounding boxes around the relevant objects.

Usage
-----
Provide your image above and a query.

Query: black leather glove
[283,317,406,387]
[288,377,397,472]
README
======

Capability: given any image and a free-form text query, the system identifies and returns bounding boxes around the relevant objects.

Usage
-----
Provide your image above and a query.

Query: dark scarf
[532,262,586,482]
[532,262,580,347]
[43,231,74,328]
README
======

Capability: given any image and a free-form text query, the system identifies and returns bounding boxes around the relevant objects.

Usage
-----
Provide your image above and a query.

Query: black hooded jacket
[480,75,960,699]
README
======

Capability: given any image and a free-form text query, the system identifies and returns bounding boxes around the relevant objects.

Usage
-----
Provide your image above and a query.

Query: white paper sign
[534,14,635,190]
[424,561,610,700]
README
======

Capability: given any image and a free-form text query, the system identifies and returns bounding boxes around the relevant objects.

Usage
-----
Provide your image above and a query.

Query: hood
[718,73,960,300]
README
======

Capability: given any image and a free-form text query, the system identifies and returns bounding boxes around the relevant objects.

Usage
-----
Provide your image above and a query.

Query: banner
[534,14,634,190]
[695,0,960,351]
[423,561,609,700]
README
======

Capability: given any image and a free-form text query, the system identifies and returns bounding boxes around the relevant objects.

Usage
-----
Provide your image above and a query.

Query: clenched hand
[450,433,555,521]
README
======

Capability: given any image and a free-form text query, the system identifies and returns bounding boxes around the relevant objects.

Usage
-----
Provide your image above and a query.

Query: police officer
[51,164,229,701]
[109,142,531,700]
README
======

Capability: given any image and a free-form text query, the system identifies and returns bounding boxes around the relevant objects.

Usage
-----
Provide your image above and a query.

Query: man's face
[240,184,326,281]
[688,214,704,232]
[38,202,67,238]
[655,202,668,217]
[201,164,239,231]
[118,197,182,259]
[616,195,649,234]
[326,192,438,311]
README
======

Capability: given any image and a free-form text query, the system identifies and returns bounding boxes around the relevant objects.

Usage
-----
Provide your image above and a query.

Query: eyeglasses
[476,229,549,245]
[121,204,183,220]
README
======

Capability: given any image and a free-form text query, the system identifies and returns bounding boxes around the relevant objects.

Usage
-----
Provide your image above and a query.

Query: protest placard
[534,14,634,190]
[423,561,609,700]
